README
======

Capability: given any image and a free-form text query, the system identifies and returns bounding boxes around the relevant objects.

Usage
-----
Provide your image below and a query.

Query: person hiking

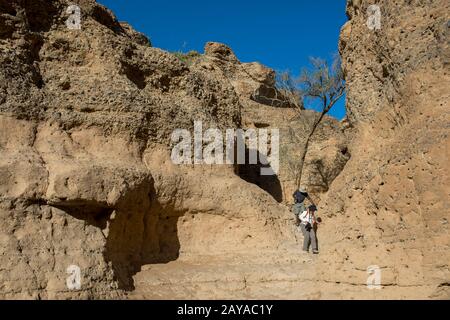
[299,205,320,254]
[292,189,308,226]
[293,189,320,254]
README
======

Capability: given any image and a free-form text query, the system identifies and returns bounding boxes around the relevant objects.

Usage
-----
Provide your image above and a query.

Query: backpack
[292,202,306,215]
[293,190,307,204]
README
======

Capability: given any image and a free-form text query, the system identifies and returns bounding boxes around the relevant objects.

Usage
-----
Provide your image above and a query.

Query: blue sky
[97,0,348,119]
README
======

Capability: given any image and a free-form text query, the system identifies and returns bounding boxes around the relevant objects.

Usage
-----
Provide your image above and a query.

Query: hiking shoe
[312,250,319,254]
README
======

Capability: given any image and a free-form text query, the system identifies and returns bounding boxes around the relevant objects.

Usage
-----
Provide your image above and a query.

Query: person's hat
[299,188,307,194]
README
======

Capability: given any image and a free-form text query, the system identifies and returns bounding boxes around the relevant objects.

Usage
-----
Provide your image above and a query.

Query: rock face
[314,0,450,298]
[192,42,350,203]
[0,0,448,300]
[0,0,297,299]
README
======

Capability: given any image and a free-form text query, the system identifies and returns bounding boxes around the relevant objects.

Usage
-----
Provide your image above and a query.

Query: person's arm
[311,208,323,224]
[313,211,319,224]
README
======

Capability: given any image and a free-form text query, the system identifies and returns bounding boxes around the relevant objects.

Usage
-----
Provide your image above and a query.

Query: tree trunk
[295,111,327,189]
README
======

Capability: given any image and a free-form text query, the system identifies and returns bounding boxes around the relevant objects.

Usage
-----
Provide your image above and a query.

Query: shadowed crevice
[103,182,184,291]
[235,147,283,203]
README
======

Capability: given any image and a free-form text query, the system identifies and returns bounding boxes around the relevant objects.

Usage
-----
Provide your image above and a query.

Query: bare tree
[275,71,304,110]
[279,55,345,189]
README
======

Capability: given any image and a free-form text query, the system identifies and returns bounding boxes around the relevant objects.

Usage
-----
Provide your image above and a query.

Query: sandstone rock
[315,0,450,299]
[204,42,239,63]
[0,0,448,300]
[190,43,348,203]
[0,0,297,299]
[120,22,151,47]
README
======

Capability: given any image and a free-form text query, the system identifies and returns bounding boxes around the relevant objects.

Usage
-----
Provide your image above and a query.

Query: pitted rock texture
[314,0,450,299]
[0,0,297,299]
[189,42,350,203]
[0,0,448,300]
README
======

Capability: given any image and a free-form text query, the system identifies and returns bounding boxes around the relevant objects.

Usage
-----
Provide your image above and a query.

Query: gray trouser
[300,224,318,252]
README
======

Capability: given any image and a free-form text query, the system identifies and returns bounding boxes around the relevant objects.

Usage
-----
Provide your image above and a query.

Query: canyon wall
[0,0,448,299]
[0,0,299,298]
[314,0,450,298]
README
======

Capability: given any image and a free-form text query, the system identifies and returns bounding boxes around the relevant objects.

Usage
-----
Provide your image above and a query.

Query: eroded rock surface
[315,0,450,299]
[189,42,350,203]
[0,0,296,298]
[0,0,448,300]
